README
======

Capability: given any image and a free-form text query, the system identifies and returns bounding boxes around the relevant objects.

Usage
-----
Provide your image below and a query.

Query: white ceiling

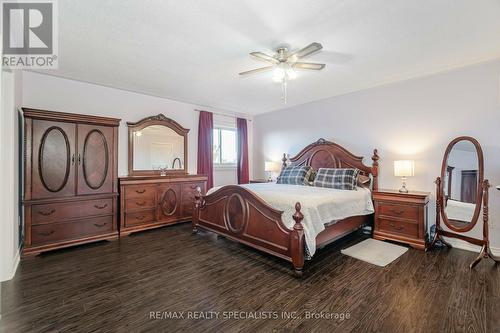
[37,0,500,115]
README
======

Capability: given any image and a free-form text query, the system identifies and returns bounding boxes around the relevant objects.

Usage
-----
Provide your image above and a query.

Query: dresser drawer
[125,198,156,211]
[31,199,113,225]
[378,218,418,238]
[125,209,156,227]
[124,185,156,200]
[378,202,418,221]
[31,216,113,245]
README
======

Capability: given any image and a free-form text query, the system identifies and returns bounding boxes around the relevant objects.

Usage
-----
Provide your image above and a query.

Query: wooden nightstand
[373,189,430,250]
[249,179,271,184]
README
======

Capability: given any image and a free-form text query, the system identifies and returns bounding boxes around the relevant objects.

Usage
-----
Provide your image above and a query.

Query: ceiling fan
[239,42,326,103]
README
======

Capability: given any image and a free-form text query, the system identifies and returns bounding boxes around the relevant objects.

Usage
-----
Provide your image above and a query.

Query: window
[213,128,237,166]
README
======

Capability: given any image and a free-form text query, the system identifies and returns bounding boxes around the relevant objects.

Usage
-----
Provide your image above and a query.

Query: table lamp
[394,160,414,193]
[265,161,281,182]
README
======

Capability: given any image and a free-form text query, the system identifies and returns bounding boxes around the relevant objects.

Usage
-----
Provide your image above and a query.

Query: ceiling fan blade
[250,52,279,64]
[293,62,326,70]
[289,42,323,60]
[239,66,273,76]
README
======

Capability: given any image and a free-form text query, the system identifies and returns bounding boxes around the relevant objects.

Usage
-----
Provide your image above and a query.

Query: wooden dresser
[373,189,430,250]
[119,175,207,235]
[23,108,120,256]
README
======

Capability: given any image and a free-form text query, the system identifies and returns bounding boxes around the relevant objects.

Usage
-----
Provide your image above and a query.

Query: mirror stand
[431,177,500,268]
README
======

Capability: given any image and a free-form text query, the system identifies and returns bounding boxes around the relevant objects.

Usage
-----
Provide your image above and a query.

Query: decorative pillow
[313,168,360,190]
[277,165,313,185]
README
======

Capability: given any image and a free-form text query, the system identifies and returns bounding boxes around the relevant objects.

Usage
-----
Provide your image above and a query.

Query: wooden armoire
[22,108,121,255]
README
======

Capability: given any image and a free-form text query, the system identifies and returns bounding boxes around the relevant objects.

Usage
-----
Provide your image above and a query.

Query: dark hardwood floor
[1,223,499,333]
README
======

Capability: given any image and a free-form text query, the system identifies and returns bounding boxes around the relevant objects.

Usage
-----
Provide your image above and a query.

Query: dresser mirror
[127,114,189,176]
[431,136,499,268]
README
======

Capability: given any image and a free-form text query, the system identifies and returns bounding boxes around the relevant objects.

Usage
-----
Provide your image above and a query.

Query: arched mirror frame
[127,114,189,176]
[431,136,499,268]
[439,136,484,232]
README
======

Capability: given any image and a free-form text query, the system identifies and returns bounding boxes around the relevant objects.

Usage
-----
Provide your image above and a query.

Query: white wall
[0,69,22,282]
[253,59,500,249]
[22,71,249,185]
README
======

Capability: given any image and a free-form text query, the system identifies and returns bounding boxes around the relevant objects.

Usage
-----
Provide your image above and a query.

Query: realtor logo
[2,0,58,68]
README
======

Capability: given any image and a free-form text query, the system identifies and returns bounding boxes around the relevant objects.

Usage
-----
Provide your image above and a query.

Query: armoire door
[77,124,114,195]
[32,120,77,199]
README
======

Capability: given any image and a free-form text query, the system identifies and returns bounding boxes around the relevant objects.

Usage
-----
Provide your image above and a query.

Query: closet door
[32,120,76,199]
[77,124,114,195]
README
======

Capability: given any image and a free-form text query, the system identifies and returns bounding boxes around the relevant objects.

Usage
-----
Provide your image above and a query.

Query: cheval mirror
[431,136,499,268]
[127,114,189,176]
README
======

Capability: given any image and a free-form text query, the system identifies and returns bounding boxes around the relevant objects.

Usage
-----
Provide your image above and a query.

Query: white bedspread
[207,183,374,257]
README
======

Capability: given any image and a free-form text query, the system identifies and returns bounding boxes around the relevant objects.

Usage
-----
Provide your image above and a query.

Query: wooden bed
[192,138,379,276]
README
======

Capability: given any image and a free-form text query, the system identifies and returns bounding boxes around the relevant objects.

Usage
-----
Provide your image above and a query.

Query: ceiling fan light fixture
[240,42,325,102]
[286,67,297,80]
[272,63,296,82]
[272,66,286,82]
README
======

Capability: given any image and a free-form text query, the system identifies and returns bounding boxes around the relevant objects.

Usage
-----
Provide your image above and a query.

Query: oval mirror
[440,137,484,232]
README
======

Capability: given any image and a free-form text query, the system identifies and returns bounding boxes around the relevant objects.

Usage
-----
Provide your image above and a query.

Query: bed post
[371,149,379,191]
[192,187,203,234]
[282,153,287,169]
[291,202,305,277]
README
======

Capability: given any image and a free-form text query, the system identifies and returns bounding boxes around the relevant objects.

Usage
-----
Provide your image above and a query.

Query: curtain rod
[194,109,252,122]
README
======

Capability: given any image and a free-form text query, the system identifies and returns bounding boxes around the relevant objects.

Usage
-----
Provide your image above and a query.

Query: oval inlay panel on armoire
[161,189,178,216]
[39,127,71,192]
[83,129,109,190]
[77,124,114,195]
[31,120,76,199]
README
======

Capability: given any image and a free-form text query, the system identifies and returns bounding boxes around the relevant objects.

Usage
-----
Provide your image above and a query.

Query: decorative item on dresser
[373,189,430,250]
[430,136,499,268]
[119,114,207,235]
[22,108,120,256]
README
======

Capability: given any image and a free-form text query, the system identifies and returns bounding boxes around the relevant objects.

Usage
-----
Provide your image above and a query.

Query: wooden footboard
[192,185,306,276]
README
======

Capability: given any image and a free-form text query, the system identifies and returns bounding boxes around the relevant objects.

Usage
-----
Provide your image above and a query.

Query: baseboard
[9,249,20,280]
[444,237,500,256]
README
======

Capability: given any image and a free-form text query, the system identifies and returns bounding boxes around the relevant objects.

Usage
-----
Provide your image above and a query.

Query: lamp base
[399,177,409,193]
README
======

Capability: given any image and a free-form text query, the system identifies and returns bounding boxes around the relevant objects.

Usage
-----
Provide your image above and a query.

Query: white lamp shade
[394,160,415,177]
[265,161,281,172]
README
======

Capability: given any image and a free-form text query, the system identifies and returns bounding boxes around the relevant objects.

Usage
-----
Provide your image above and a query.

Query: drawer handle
[389,209,405,215]
[94,204,108,210]
[38,209,56,216]
[135,215,145,220]
[94,223,107,228]
[136,201,146,206]
[389,222,404,231]
[135,189,146,194]
[190,185,198,189]
[37,230,55,237]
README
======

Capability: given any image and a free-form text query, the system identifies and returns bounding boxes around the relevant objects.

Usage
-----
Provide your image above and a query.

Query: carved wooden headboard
[282,138,379,190]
